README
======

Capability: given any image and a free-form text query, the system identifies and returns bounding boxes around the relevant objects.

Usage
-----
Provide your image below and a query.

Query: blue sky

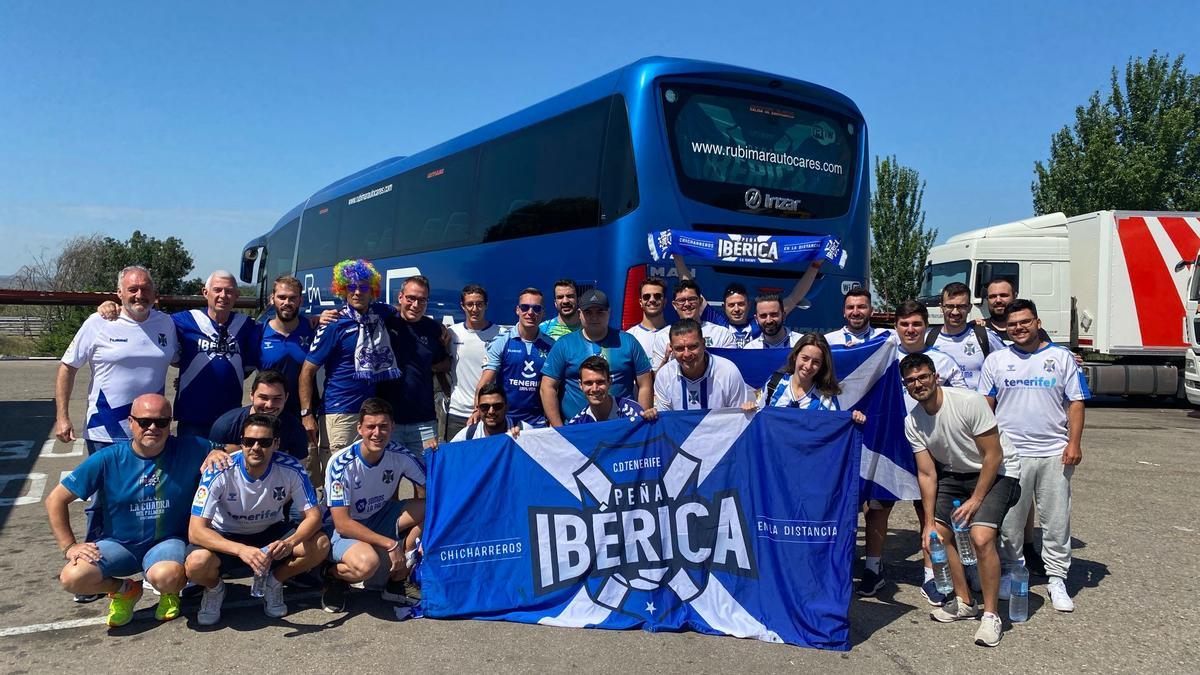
[1,1,1197,279]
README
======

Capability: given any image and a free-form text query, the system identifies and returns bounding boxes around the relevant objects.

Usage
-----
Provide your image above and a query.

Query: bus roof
[248,55,864,243]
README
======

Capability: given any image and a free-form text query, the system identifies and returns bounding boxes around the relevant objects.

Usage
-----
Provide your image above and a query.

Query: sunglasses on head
[241,436,275,448]
[518,303,544,314]
[130,416,171,429]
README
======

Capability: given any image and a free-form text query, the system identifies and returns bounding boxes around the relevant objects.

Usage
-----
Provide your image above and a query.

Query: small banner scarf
[647,229,847,269]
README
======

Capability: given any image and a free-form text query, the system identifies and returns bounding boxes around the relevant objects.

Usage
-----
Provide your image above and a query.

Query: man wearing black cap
[539,289,654,426]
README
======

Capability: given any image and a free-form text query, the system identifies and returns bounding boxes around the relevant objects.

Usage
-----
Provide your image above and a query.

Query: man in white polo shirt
[980,298,1089,613]
[649,319,754,415]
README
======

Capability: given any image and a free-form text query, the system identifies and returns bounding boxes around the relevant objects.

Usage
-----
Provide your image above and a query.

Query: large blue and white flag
[714,335,919,503]
[420,408,862,650]
[647,229,847,269]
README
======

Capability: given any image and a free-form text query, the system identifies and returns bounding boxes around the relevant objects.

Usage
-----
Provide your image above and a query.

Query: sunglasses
[130,416,171,428]
[241,436,275,448]
[346,283,372,294]
[477,402,505,412]
[641,293,663,301]
[518,303,544,314]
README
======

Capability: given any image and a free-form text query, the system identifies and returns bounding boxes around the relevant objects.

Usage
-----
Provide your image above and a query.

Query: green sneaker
[155,593,181,621]
[106,582,144,627]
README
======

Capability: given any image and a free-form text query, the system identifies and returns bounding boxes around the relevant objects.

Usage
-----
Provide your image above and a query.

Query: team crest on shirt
[521,360,538,379]
[1043,359,1055,373]
[273,486,286,501]
[964,342,977,356]
[687,390,701,407]
[382,469,395,484]
[141,468,163,488]
[157,333,167,347]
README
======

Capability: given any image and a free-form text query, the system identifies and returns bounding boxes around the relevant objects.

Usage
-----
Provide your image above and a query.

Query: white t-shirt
[744,330,800,350]
[650,322,736,371]
[654,353,751,411]
[931,325,1006,391]
[60,310,179,443]
[824,325,895,348]
[192,451,319,535]
[448,322,502,418]
[979,343,1091,457]
[326,441,426,521]
[896,345,967,414]
[625,323,666,363]
[905,386,1020,476]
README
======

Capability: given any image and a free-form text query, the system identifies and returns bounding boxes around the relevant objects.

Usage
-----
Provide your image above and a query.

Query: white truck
[1185,253,1200,405]
[919,210,1200,401]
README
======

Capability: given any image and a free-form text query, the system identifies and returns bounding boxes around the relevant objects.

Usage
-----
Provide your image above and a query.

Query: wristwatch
[300,408,313,417]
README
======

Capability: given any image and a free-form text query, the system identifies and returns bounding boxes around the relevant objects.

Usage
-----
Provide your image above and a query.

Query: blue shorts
[330,500,409,562]
[96,538,186,578]
[392,421,436,455]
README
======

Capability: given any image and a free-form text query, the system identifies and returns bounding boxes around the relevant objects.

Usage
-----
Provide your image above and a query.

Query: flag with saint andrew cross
[419,408,862,651]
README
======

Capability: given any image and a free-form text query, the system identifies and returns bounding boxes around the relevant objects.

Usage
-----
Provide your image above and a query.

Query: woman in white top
[757,333,866,423]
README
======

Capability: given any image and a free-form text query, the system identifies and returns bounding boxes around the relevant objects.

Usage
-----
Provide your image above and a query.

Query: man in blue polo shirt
[257,275,316,419]
[46,393,228,627]
[173,271,260,439]
[540,289,652,426]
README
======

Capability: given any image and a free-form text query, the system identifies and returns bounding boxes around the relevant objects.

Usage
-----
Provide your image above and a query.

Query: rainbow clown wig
[331,258,382,299]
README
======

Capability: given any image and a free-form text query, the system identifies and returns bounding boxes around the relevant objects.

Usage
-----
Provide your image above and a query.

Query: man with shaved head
[46,394,230,628]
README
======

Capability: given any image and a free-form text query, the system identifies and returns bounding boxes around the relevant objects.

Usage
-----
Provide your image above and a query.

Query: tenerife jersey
[896,345,967,413]
[654,353,751,411]
[701,304,761,348]
[257,319,315,418]
[174,310,259,427]
[61,310,178,443]
[824,325,895,348]
[192,451,318,535]
[650,321,735,370]
[744,330,801,350]
[539,316,581,340]
[305,315,378,414]
[484,327,555,426]
[326,441,426,521]
[930,325,1006,391]
[625,323,667,362]
[757,374,841,410]
[448,322,502,418]
[979,343,1091,458]
[568,396,645,424]
[61,436,213,549]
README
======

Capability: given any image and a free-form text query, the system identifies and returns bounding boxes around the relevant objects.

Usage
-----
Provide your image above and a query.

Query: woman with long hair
[757,332,866,423]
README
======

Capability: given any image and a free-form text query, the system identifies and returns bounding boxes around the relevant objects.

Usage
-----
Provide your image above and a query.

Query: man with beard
[650,280,734,369]
[539,279,582,339]
[450,383,525,440]
[824,287,894,347]
[258,275,315,419]
[926,282,1005,391]
[649,319,755,414]
[744,294,801,349]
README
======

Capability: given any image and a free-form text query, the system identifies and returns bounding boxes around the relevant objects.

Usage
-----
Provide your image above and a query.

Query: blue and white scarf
[648,229,847,268]
[343,304,400,382]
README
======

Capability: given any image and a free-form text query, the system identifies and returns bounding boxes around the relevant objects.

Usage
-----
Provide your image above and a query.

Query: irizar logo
[529,444,756,614]
[744,188,801,212]
[717,235,779,261]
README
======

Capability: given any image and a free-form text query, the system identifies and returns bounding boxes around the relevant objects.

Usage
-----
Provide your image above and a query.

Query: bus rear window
[663,84,858,219]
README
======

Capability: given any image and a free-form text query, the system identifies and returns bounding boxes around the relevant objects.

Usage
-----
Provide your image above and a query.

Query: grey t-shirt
[905,386,1020,476]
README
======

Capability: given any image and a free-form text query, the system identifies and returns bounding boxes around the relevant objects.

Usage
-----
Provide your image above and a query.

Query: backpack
[925,324,992,356]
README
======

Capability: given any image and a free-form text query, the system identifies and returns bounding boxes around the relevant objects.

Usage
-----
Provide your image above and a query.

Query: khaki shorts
[307,412,359,488]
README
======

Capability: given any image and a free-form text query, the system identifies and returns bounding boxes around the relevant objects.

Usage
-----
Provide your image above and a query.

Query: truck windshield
[920,260,971,303]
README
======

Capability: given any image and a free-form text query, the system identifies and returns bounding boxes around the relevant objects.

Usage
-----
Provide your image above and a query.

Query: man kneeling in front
[185,413,329,625]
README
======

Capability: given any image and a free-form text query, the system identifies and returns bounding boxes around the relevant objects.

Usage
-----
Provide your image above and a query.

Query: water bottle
[250,546,270,598]
[951,499,978,566]
[1009,565,1029,623]
[929,533,954,595]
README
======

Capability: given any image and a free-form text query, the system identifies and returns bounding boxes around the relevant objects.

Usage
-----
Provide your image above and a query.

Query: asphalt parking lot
[0,359,1197,673]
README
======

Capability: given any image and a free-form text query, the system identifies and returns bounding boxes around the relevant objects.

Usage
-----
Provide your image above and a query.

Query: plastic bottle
[1009,565,1029,622]
[951,499,978,566]
[929,533,954,595]
[250,546,270,598]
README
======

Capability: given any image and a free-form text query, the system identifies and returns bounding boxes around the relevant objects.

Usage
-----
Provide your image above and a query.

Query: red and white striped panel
[1114,215,1200,348]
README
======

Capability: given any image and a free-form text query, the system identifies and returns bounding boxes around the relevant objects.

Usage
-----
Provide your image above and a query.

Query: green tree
[870,155,937,310]
[96,230,198,295]
[1033,52,1200,214]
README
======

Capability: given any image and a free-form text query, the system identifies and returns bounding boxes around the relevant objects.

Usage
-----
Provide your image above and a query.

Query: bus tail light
[621,264,647,330]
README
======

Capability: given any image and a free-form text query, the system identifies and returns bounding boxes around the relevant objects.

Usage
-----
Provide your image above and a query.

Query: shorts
[393,421,437,455]
[934,472,1021,529]
[330,499,410,562]
[185,522,295,574]
[96,537,186,578]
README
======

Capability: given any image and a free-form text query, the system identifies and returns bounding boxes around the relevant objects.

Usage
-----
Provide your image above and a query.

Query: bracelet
[62,543,77,560]
[386,541,401,553]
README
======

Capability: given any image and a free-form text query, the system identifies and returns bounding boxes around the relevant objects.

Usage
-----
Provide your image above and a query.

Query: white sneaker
[197,580,225,626]
[143,578,161,596]
[1047,577,1074,612]
[263,574,287,618]
[974,613,1003,647]
[998,573,1011,601]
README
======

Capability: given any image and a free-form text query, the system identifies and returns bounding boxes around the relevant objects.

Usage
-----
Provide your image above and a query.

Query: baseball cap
[578,289,609,311]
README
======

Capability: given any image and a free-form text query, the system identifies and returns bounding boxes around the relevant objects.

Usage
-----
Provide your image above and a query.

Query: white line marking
[40,439,85,458]
[0,441,34,461]
[0,472,46,506]
[0,592,324,637]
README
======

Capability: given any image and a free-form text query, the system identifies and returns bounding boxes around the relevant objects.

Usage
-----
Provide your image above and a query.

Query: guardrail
[0,288,257,310]
[0,316,47,337]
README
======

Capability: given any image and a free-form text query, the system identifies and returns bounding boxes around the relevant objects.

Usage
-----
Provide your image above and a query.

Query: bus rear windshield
[663,84,858,219]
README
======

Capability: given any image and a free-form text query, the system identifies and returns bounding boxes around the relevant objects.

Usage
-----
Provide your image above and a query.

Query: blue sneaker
[921,579,947,606]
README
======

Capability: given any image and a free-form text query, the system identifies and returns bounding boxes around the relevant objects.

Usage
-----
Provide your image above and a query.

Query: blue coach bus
[238,56,869,330]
